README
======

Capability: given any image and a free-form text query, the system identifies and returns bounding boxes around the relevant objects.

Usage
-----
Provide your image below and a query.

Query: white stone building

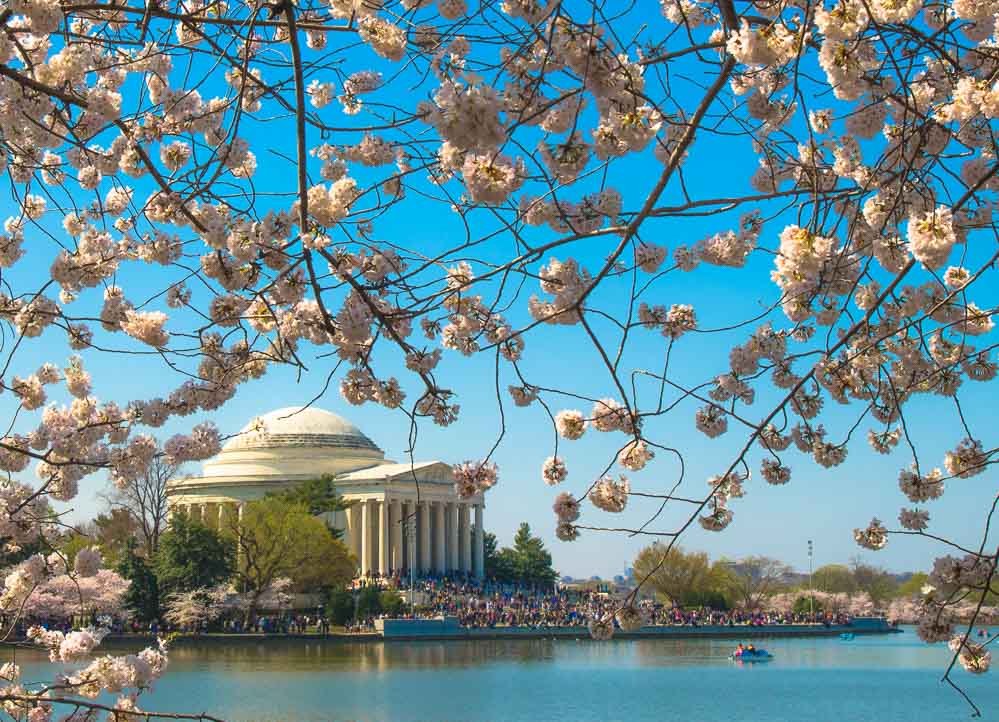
[166,407,485,578]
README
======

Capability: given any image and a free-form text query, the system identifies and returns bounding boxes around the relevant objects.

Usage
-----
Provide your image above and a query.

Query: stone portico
[166,407,485,577]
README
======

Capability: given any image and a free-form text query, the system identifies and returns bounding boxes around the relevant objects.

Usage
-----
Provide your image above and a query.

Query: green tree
[483,531,516,583]
[851,559,899,604]
[379,590,406,617]
[356,584,383,619]
[509,523,557,588]
[684,589,731,610]
[117,539,160,622]
[155,512,234,597]
[327,587,356,626]
[633,544,729,606]
[266,476,353,538]
[812,564,859,594]
[895,572,929,598]
[229,499,355,624]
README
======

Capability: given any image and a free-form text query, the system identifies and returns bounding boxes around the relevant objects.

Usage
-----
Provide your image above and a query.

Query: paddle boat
[731,645,774,662]
[840,632,855,640]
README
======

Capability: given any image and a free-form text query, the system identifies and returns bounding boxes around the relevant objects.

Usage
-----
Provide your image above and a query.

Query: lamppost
[406,514,417,617]
[807,539,814,620]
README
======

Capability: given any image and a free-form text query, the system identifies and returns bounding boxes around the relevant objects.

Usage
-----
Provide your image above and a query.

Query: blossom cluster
[452,460,499,499]
[0,0,996,708]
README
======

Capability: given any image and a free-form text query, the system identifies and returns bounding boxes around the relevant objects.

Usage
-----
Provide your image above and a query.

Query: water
[9,628,998,721]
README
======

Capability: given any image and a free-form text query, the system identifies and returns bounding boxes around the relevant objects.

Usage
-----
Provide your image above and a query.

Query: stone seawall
[7,617,897,647]
[375,616,901,641]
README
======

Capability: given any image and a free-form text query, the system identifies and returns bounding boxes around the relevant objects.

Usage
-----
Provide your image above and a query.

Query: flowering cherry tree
[0,0,997,716]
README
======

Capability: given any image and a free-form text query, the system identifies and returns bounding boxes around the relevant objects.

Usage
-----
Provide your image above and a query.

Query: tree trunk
[243,591,264,629]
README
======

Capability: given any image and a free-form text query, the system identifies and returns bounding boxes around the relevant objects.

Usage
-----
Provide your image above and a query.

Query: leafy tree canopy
[230,498,355,622]
[265,475,352,538]
[895,572,930,599]
[154,512,235,597]
[117,538,160,623]
[634,543,732,607]
[812,564,860,594]
[485,523,557,588]
[327,587,356,626]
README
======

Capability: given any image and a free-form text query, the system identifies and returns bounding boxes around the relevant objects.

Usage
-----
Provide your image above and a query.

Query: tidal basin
[14,629,999,722]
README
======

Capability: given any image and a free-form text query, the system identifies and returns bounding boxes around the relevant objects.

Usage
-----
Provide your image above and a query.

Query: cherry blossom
[0,1,995,714]
[854,518,889,551]
[588,475,630,513]
[542,457,568,486]
[452,460,498,498]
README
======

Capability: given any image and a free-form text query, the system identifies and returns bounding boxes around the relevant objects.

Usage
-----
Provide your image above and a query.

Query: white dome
[222,406,381,454]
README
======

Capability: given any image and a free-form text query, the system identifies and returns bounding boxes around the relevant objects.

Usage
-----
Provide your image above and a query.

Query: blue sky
[2,5,995,579]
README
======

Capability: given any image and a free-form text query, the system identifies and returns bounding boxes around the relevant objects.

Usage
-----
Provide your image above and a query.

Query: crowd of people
[13,573,857,639]
[362,574,852,630]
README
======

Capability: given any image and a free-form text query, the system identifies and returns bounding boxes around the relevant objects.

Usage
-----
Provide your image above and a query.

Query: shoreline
[375,618,901,641]
[3,620,900,647]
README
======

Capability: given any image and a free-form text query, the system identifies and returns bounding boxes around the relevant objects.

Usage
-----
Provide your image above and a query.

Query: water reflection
[7,629,995,722]
[148,638,565,671]
[11,629,953,674]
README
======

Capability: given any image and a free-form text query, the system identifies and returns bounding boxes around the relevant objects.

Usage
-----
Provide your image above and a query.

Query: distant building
[167,406,487,578]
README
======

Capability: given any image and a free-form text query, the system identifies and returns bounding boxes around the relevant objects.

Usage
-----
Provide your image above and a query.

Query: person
[746,644,755,654]
[735,643,744,657]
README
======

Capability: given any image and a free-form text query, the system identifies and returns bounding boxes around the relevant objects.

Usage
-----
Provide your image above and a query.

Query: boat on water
[840,633,855,640]
[731,648,773,662]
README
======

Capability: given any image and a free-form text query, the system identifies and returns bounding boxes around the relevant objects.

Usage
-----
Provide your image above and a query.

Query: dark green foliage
[327,587,356,626]
[327,585,405,624]
[484,531,515,582]
[379,590,406,617]
[486,523,557,588]
[265,475,352,538]
[117,539,160,622]
[684,590,730,610]
[154,512,234,596]
[355,584,383,618]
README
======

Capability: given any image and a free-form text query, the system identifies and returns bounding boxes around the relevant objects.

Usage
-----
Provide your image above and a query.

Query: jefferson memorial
[166,406,486,578]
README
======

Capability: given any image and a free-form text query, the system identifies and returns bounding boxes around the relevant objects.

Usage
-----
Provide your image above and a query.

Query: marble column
[401,500,412,572]
[433,501,446,573]
[378,498,389,575]
[419,500,431,573]
[390,498,403,572]
[447,502,459,573]
[198,503,207,523]
[345,504,359,567]
[474,503,485,579]
[460,504,472,573]
[361,499,372,574]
